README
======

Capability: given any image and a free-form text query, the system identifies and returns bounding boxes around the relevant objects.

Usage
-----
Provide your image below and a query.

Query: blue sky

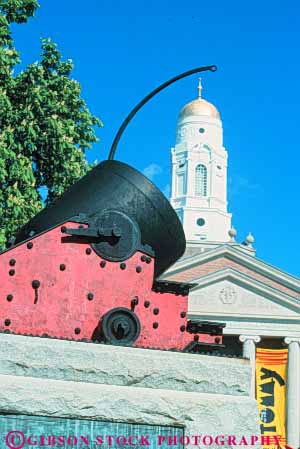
[10,0,300,276]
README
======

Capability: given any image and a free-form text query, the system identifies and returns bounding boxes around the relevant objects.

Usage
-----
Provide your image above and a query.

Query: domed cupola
[175,79,223,149]
[178,80,220,121]
[170,79,232,245]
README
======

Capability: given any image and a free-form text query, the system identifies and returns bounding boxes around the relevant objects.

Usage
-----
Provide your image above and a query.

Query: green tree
[0,0,102,249]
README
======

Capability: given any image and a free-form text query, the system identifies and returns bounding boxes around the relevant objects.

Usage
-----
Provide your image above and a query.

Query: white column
[284,337,300,448]
[239,335,261,398]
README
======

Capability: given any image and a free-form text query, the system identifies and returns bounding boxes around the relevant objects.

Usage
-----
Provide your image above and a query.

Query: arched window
[195,164,207,196]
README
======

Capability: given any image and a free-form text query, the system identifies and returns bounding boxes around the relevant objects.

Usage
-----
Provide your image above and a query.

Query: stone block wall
[0,333,260,449]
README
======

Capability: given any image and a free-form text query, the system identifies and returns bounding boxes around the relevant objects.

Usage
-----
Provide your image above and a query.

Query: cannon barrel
[15,160,186,277]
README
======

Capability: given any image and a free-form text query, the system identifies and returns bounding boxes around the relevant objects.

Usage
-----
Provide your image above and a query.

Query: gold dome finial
[178,79,220,120]
[198,77,203,99]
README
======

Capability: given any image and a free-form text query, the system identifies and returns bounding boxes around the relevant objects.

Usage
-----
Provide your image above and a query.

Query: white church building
[163,81,300,449]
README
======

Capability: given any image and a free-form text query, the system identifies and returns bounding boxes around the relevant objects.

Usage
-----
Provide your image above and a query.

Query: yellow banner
[256,348,287,449]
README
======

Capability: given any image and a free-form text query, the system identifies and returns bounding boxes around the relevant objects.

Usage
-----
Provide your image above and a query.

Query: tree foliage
[0,0,102,248]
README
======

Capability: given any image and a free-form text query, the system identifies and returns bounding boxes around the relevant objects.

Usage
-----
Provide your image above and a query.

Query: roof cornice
[164,244,300,292]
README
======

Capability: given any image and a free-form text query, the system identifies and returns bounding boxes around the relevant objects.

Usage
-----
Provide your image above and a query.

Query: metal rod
[108,65,217,160]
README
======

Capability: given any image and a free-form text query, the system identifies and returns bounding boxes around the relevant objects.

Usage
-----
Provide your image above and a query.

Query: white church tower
[170,80,232,244]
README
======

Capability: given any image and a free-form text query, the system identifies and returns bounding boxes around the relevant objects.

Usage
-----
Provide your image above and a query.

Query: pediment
[166,245,300,297]
[188,269,300,320]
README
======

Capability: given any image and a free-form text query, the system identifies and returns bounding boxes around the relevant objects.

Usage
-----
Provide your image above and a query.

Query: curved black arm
[108,65,217,160]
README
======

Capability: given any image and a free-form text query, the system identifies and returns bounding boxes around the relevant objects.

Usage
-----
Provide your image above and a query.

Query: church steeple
[170,81,232,244]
